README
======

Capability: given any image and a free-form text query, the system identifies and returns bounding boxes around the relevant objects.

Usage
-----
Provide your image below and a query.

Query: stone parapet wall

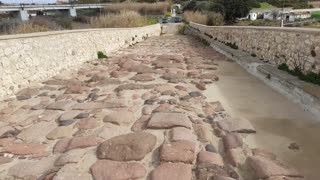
[189,22,320,74]
[0,24,161,100]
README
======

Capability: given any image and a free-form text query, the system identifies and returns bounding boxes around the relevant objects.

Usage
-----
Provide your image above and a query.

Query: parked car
[174,16,182,23]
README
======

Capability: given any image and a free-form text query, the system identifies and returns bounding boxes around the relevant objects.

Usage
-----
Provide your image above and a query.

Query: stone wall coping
[190,22,320,35]
[0,23,161,41]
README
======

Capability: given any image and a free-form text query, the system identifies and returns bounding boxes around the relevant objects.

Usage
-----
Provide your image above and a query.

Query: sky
[1,0,57,3]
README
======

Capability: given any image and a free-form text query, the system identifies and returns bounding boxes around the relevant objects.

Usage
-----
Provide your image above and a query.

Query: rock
[47,100,75,111]
[170,127,197,144]
[0,156,13,164]
[59,110,82,121]
[288,142,300,150]
[175,85,188,91]
[67,136,103,151]
[202,101,225,116]
[205,144,217,153]
[97,132,156,161]
[72,102,126,110]
[247,156,303,179]
[197,151,224,168]
[222,133,243,151]
[59,120,76,126]
[189,91,202,97]
[142,106,154,115]
[7,157,56,179]
[144,99,156,105]
[217,118,256,133]
[103,110,135,125]
[65,86,85,94]
[194,124,211,142]
[115,83,157,92]
[0,138,14,147]
[252,148,277,160]
[110,71,130,78]
[16,88,39,98]
[160,140,196,164]
[196,82,206,90]
[91,160,147,180]
[39,110,61,122]
[16,95,31,100]
[54,149,86,166]
[225,148,246,167]
[53,138,71,154]
[130,73,155,82]
[53,163,93,180]
[74,113,90,119]
[76,118,98,129]
[2,143,47,155]
[17,121,57,143]
[131,115,150,132]
[46,126,77,140]
[148,112,192,129]
[150,163,192,180]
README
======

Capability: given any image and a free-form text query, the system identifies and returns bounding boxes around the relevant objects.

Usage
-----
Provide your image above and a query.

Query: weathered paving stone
[160,140,196,164]
[91,160,147,180]
[66,136,104,151]
[0,156,13,164]
[47,100,75,111]
[189,91,203,97]
[64,86,85,94]
[205,144,218,153]
[72,102,126,110]
[252,148,277,160]
[131,115,150,132]
[7,157,56,179]
[59,110,81,121]
[203,101,225,116]
[76,118,98,129]
[53,163,93,180]
[223,133,243,151]
[3,143,47,155]
[46,126,77,140]
[247,156,303,179]
[197,151,224,168]
[130,73,155,82]
[54,149,86,166]
[59,120,76,126]
[97,132,156,161]
[53,138,71,154]
[150,162,192,180]
[147,112,192,129]
[74,112,90,119]
[217,118,256,133]
[17,121,57,143]
[194,124,212,142]
[225,148,247,167]
[103,110,135,125]
[170,127,197,144]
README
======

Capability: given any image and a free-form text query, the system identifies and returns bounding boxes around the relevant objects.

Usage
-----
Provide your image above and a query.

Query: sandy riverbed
[204,61,320,180]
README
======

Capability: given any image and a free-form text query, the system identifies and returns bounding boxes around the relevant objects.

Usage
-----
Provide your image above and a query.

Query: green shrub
[178,24,186,35]
[278,63,320,85]
[97,51,108,59]
[204,32,213,38]
[55,18,73,29]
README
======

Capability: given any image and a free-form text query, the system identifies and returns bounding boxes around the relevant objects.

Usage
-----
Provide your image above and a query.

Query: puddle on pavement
[204,61,320,180]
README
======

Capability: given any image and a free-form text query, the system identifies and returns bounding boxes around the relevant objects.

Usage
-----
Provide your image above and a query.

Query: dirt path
[204,61,320,179]
[0,35,306,180]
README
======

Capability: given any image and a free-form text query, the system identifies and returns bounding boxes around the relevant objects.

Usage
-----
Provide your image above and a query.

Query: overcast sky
[2,0,57,3]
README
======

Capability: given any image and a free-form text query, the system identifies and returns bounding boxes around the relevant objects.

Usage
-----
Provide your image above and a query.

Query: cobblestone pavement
[0,35,304,180]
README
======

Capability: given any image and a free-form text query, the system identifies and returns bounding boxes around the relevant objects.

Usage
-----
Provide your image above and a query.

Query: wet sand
[204,61,320,180]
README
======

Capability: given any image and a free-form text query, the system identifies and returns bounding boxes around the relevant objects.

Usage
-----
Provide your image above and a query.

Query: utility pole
[281,0,284,27]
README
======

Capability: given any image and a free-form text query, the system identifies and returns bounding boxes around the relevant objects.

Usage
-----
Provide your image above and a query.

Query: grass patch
[312,11,320,19]
[259,2,274,9]
[97,51,108,59]
[14,23,48,34]
[183,11,224,26]
[278,63,320,85]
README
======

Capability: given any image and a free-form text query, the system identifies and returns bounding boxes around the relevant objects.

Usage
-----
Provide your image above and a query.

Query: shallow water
[204,61,320,180]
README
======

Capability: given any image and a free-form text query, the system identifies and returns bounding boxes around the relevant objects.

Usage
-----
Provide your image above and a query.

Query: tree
[219,0,259,21]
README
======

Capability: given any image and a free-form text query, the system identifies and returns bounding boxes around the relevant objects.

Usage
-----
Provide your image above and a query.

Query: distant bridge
[0,4,114,21]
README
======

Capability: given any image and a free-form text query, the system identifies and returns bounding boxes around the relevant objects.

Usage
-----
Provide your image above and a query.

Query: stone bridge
[0,24,318,179]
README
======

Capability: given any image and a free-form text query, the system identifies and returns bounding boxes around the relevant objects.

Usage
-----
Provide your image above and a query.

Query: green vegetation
[55,18,73,29]
[312,11,320,19]
[259,2,274,9]
[235,19,281,27]
[225,42,239,49]
[264,0,309,9]
[278,63,320,85]
[97,51,108,59]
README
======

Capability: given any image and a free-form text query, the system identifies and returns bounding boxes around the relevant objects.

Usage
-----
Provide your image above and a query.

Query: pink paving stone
[150,163,192,180]
[147,112,192,129]
[2,143,47,155]
[91,160,147,180]
[197,151,224,168]
[160,140,196,164]
[66,136,104,151]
